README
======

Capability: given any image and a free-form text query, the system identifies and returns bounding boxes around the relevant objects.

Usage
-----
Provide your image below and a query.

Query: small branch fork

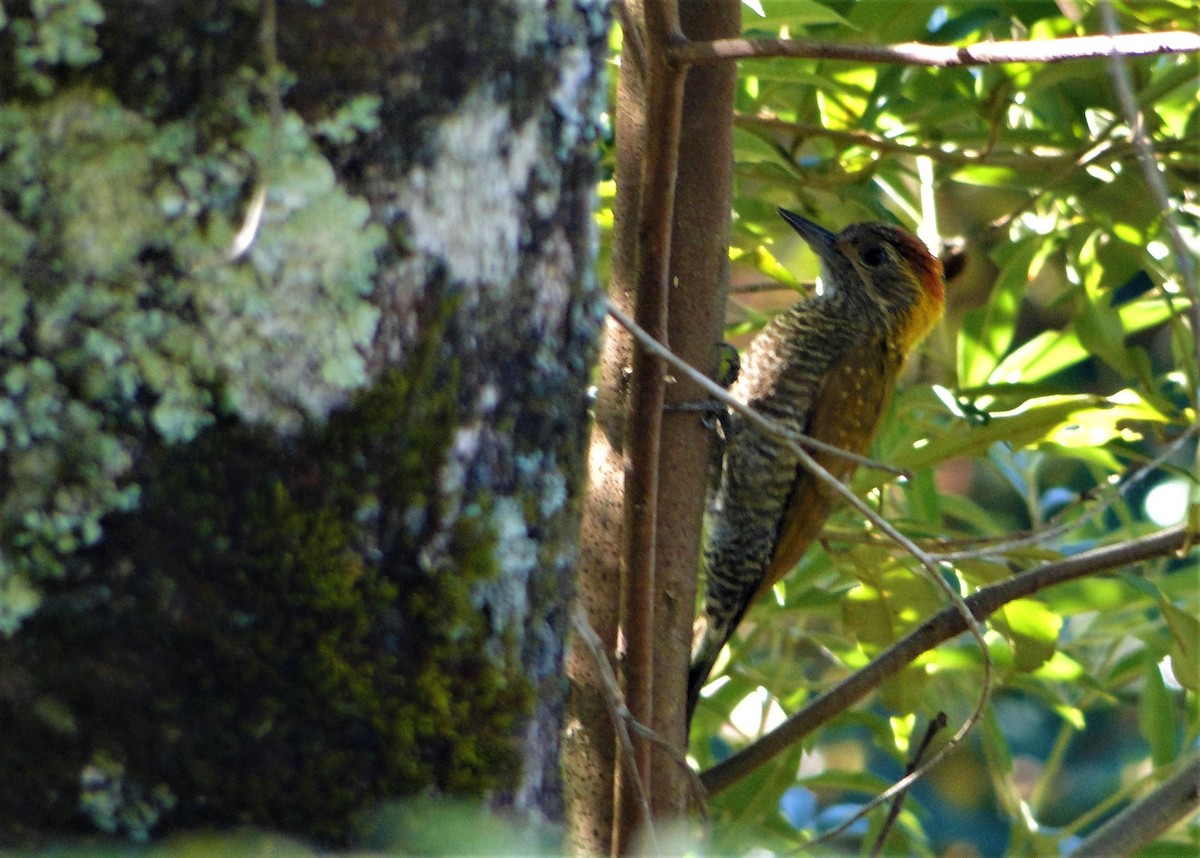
[868,712,948,858]
[571,603,708,852]
[570,603,659,855]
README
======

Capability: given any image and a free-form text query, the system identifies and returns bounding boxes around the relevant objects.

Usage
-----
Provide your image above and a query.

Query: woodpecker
[688,209,945,720]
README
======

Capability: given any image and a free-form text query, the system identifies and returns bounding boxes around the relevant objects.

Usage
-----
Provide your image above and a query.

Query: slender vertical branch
[1098,0,1200,524]
[613,0,688,852]
[649,0,740,821]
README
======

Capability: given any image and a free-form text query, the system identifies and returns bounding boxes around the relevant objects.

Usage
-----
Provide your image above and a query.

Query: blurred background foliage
[599,0,1198,855]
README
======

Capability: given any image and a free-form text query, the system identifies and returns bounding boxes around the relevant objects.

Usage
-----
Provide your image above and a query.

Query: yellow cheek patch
[895,276,946,355]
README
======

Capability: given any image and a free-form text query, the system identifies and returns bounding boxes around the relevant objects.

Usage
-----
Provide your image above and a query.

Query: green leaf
[799,769,894,794]
[959,237,1039,387]
[902,466,940,526]
[730,242,802,286]
[1075,288,1135,377]
[979,706,1014,782]
[1072,229,1138,378]
[841,563,941,651]
[993,599,1062,672]
[1118,295,1192,336]
[1158,599,1200,692]
[1034,651,1085,683]
[953,165,1030,188]
[891,395,1104,472]
[984,326,1089,384]
[1137,653,1177,767]
[733,126,785,164]
[987,296,1190,385]
[1044,388,1174,448]
[757,0,853,28]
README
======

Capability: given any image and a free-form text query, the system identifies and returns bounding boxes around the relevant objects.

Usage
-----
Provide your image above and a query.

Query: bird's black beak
[777,208,837,253]
[778,208,853,291]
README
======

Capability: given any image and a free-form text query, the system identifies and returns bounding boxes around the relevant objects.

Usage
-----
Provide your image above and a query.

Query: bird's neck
[892,285,945,355]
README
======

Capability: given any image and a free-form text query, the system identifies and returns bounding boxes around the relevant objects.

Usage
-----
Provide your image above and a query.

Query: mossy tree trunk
[0,0,608,845]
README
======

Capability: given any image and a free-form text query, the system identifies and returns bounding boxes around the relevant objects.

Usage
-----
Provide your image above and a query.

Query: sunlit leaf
[993,598,1062,672]
[959,238,1039,388]
[1158,599,1200,692]
[757,0,853,28]
[1050,701,1086,730]
[1045,388,1174,448]
[730,242,802,286]
[1034,651,1085,682]
[891,395,1104,472]
[988,329,1089,385]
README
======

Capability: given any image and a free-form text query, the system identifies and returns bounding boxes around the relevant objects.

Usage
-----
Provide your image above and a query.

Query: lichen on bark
[0,79,385,630]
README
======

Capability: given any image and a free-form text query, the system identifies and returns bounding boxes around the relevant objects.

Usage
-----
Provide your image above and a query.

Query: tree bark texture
[651,0,740,819]
[566,6,649,854]
[566,1,740,851]
[0,0,608,844]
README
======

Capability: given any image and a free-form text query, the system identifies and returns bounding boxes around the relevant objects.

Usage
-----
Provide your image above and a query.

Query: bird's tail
[686,614,735,724]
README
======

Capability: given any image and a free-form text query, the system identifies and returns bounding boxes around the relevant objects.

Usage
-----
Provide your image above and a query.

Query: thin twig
[1099,0,1200,392]
[670,30,1200,67]
[572,597,711,822]
[734,114,1072,169]
[570,604,660,855]
[867,712,948,858]
[934,421,1200,563]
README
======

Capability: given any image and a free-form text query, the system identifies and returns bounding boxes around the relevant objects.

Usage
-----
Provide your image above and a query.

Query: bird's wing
[758,335,901,597]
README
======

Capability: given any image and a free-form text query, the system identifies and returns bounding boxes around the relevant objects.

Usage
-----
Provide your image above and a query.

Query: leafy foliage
[598,1,1200,854]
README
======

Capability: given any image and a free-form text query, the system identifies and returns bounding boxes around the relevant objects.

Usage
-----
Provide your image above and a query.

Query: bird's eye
[860,246,888,267]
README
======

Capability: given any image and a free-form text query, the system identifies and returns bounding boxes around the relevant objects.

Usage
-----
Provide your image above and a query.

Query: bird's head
[778,208,945,351]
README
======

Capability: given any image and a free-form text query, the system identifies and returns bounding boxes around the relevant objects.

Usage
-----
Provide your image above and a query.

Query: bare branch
[700,523,1191,795]
[670,30,1200,67]
[612,0,687,850]
[570,605,660,855]
[734,114,1070,168]
[1070,750,1200,858]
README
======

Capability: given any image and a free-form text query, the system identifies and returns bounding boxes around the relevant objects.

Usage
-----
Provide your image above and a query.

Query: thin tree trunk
[651,0,740,819]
